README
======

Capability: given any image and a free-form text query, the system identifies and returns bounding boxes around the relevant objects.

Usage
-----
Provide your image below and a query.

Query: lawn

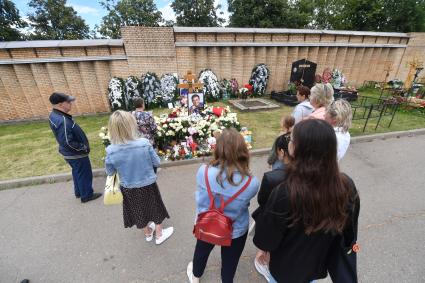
[1,88,423,181]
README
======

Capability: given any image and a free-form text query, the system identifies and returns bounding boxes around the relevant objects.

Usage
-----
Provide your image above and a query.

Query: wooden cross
[404,57,424,90]
[383,62,393,84]
[178,70,204,93]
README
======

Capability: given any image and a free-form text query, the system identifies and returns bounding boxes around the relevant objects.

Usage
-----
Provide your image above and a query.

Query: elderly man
[48,92,101,203]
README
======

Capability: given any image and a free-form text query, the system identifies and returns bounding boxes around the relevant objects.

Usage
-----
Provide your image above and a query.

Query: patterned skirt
[121,182,170,229]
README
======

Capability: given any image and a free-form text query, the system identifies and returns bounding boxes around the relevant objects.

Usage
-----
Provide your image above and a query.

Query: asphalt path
[1,135,424,283]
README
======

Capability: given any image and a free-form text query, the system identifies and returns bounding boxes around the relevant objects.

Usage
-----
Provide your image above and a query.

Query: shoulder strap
[223,175,252,208]
[204,165,253,210]
[204,165,215,209]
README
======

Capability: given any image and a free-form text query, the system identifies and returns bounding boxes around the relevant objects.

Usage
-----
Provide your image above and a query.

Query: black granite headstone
[290,59,317,88]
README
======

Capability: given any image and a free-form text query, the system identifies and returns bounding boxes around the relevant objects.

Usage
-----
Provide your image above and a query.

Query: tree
[311,0,425,32]
[0,0,27,41]
[28,0,90,40]
[228,0,312,28]
[381,0,425,32]
[98,0,163,39]
[171,0,225,27]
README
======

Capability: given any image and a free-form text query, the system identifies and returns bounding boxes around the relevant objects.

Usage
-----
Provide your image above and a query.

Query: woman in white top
[325,99,353,161]
[292,86,313,124]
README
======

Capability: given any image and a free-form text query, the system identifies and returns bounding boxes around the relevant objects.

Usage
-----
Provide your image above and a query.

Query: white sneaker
[145,222,156,242]
[254,258,271,282]
[155,226,174,245]
[187,261,193,283]
[187,261,200,283]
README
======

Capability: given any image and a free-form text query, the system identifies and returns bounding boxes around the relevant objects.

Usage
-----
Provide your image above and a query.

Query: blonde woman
[105,110,173,245]
[326,99,353,161]
[306,83,334,120]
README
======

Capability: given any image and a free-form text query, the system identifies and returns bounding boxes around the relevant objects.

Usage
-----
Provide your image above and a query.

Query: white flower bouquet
[199,69,221,101]
[141,72,161,108]
[125,76,142,110]
[160,73,178,103]
[108,77,126,111]
[249,64,270,96]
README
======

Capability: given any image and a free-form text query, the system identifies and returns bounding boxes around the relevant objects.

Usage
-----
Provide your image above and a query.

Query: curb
[1,128,425,190]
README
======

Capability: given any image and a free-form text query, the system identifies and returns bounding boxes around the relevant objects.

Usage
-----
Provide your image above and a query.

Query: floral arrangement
[240,127,253,150]
[160,73,178,103]
[153,105,242,160]
[98,126,110,147]
[230,78,239,98]
[331,69,346,89]
[287,82,297,95]
[239,84,253,99]
[387,79,404,90]
[125,76,142,110]
[141,72,161,108]
[199,69,221,101]
[220,79,232,100]
[108,77,126,111]
[99,105,251,161]
[249,64,270,96]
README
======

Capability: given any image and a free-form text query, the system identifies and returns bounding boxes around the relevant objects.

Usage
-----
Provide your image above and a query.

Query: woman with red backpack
[187,128,260,283]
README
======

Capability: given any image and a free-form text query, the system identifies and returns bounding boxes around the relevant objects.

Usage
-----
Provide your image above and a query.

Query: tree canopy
[228,0,425,32]
[0,0,27,41]
[27,0,90,40]
[228,0,313,28]
[98,0,163,38]
[171,0,225,27]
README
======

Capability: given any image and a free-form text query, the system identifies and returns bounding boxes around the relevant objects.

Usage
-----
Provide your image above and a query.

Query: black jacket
[253,175,360,283]
[251,167,286,220]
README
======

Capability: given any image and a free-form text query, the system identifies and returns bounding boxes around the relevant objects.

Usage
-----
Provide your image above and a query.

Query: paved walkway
[1,135,424,283]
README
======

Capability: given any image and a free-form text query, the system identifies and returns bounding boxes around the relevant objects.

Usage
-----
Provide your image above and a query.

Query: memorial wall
[1,26,424,121]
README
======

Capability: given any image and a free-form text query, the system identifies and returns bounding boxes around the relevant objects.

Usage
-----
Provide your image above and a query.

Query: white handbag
[104,174,123,205]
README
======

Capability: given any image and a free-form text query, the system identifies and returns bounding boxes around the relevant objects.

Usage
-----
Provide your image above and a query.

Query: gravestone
[290,59,317,88]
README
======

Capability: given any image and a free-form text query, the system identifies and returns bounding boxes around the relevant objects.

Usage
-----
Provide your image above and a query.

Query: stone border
[1,128,424,190]
[228,98,280,111]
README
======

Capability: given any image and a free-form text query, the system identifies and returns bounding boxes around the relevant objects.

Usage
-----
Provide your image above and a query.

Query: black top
[251,168,286,220]
[253,175,360,283]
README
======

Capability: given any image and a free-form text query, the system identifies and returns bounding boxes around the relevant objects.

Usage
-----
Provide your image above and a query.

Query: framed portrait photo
[188,92,204,115]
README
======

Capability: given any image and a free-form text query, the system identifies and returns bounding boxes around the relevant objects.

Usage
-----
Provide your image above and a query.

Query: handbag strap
[204,165,252,211]
[112,174,119,193]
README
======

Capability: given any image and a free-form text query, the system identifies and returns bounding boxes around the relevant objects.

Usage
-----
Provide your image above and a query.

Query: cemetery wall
[1,27,425,121]
[0,40,129,121]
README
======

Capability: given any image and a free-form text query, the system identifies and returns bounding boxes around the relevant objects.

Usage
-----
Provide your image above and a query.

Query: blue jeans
[66,156,93,200]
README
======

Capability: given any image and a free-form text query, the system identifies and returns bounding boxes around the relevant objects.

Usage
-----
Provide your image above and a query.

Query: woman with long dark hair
[253,119,360,283]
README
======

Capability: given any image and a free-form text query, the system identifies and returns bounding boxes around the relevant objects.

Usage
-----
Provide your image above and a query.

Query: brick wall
[1,27,425,122]
[0,43,128,121]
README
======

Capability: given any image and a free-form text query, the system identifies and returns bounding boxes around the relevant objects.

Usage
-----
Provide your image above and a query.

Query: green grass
[0,90,423,181]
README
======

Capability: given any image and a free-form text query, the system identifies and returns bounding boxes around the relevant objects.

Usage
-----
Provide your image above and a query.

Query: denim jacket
[105,138,160,188]
[195,164,260,239]
[48,109,89,159]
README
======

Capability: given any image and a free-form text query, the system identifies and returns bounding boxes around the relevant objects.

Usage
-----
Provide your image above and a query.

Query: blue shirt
[105,138,160,188]
[195,164,260,239]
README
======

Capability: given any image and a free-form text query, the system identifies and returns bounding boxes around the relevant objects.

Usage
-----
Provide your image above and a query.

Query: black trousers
[192,233,248,283]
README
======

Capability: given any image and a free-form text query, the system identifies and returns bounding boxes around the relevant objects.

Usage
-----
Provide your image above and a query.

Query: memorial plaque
[290,59,317,88]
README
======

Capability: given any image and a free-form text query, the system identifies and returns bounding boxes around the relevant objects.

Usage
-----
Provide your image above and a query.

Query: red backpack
[193,165,252,246]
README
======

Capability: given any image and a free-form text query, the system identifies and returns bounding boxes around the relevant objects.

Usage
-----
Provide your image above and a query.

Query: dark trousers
[192,233,248,283]
[66,156,93,200]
